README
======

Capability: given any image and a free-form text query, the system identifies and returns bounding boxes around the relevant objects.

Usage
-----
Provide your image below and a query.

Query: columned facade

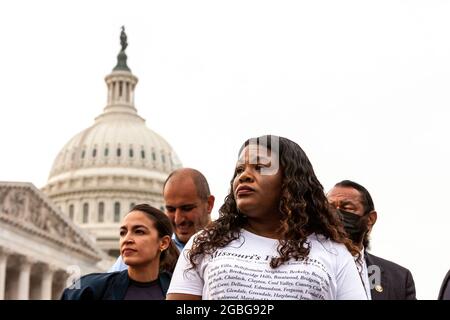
[0,182,108,300]
[0,248,68,300]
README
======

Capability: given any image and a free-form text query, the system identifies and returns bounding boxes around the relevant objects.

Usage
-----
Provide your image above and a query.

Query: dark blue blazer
[438,269,450,300]
[60,270,172,300]
[365,252,416,300]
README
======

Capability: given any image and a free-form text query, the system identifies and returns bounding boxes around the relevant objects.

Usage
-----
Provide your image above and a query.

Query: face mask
[337,209,367,244]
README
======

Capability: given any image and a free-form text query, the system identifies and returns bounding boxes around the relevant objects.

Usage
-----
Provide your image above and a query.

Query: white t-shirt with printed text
[168,229,367,300]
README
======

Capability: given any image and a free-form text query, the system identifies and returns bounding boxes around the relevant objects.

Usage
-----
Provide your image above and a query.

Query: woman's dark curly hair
[188,135,360,269]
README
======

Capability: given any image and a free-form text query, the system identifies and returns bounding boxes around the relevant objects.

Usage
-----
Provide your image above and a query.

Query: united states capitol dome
[43,28,181,256]
[47,101,180,180]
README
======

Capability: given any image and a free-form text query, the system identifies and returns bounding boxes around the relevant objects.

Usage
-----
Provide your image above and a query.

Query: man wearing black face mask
[327,180,416,300]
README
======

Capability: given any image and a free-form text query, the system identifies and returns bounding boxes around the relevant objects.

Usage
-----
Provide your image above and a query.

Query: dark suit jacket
[438,269,450,300]
[365,252,416,300]
[60,270,172,300]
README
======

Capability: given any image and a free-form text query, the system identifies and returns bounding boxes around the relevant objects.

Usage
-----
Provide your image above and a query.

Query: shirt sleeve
[166,237,205,297]
[335,248,368,300]
[405,269,417,300]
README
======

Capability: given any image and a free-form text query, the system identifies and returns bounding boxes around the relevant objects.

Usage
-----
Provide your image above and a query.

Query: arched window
[141,150,145,159]
[104,147,109,156]
[92,148,97,157]
[114,202,121,222]
[130,202,135,210]
[69,204,74,220]
[83,203,89,223]
[98,202,104,223]
[117,148,121,157]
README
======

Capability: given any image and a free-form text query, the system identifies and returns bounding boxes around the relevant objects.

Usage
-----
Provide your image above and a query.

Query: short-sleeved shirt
[168,230,367,300]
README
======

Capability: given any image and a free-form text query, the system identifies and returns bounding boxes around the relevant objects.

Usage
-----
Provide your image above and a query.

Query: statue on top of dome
[113,26,131,72]
[120,26,128,52]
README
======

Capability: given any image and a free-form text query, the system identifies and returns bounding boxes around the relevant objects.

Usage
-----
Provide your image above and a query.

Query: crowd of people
[60,134,449,300]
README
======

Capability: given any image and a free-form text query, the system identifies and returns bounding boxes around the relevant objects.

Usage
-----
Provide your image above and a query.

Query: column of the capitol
[40,265,55,300]
[0,247,10,300]
[17,256,33,300]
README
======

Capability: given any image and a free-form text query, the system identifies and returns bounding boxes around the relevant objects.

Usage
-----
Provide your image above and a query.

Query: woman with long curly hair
[167,135,367,300]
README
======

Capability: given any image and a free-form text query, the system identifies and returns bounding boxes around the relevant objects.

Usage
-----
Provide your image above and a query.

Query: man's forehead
[165,201,197,209]
[164,194,199,207]
[328,186,363,203]
[164,176,201,201]
[165,174,195,190]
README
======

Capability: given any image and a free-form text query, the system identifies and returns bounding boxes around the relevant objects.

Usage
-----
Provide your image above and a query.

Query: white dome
[42,40,182,256]
[48,115,180,182]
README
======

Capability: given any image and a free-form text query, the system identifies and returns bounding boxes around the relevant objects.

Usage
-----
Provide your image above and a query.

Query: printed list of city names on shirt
[206,252,332,300]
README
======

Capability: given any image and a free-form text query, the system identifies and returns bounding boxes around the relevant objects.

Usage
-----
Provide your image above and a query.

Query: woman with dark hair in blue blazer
[61,204,179,300]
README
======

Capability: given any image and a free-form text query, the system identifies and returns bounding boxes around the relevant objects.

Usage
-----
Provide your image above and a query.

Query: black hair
[188,135,360,269]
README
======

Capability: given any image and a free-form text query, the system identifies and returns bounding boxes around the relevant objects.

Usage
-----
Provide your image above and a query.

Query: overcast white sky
[1,0,449,299]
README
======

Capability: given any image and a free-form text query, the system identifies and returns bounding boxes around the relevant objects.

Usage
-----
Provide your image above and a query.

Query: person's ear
[206,195,215,215]
[159,235,171,252]
[367,210,377,231]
